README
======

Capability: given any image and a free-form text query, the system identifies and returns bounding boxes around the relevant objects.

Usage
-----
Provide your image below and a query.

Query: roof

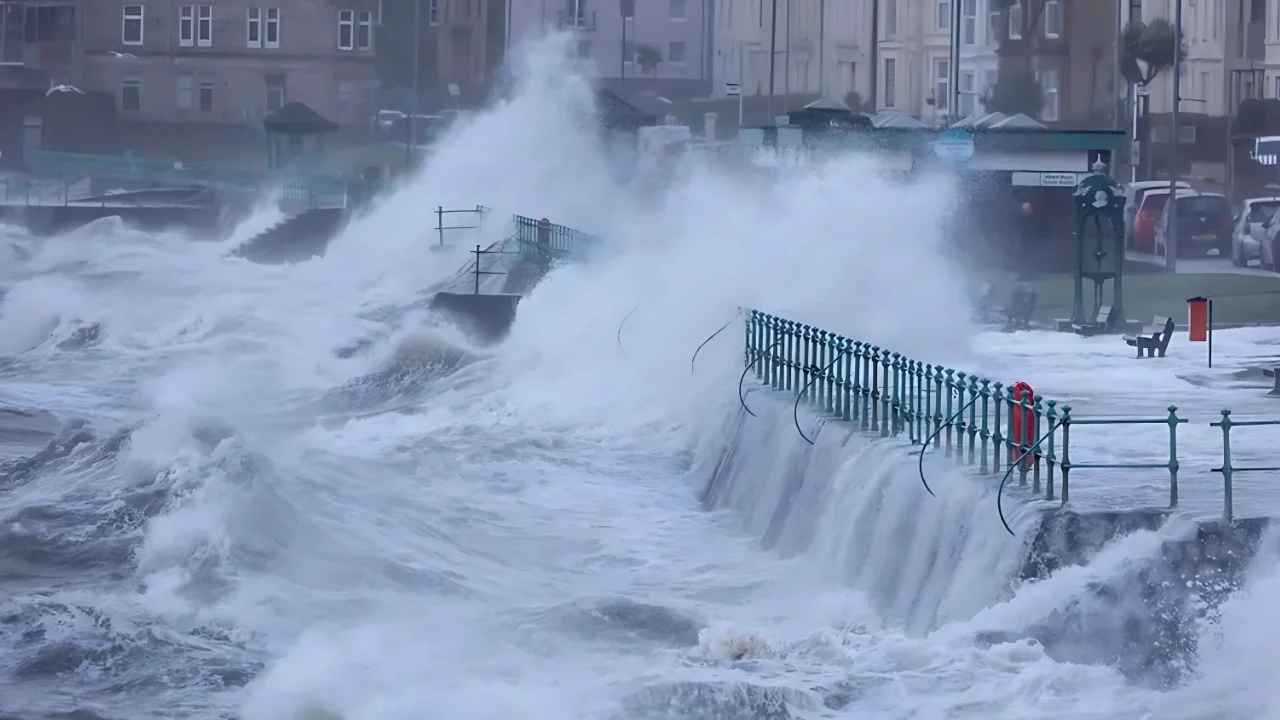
[262,102,339,134]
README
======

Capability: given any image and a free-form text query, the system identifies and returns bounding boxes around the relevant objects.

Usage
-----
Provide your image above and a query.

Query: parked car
[1123,180,1191,247]
[1133,188,1194,251]
[1230,196,1280,267]
[1155,192,1233,258]
[1260,212,1280,270]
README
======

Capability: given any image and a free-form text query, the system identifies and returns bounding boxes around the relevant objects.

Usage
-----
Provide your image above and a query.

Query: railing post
[979,379,991,474]
[1044,400,1057,500]
[868,347,880,432]
[1166,405,1181,509]
[966,376,979,465]
[1219,409,1234,523]
[991,382,1004,475]
[880,349,892,437]
[891,352,903,436]
[933,366,945,449]
[841,342,853,421]
[1031,395,1043,494]
[473,245,482,294]
[954,371,968,463]
[1059,405,1072,504]
[943,368,955,456]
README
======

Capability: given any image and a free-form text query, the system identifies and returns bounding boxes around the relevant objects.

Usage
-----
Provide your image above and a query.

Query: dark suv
[1156,193,1233,258]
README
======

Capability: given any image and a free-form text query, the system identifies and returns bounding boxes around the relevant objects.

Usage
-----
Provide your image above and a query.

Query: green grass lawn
[998,273,1280,326]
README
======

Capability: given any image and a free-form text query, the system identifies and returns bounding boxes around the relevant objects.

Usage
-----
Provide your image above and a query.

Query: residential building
[955,0,1001,118]
[0,0,379,128]
[877,0,953,119]
[508,0,711,86]
[991,0,1122,126]
[711,0,872,106]
[375,0,508,109]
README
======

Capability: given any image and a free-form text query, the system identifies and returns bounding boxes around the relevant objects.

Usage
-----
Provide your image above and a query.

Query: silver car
[1231,196,1280,267]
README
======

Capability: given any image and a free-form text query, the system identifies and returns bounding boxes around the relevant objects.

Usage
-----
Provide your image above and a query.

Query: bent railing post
[1166,405,1181,509]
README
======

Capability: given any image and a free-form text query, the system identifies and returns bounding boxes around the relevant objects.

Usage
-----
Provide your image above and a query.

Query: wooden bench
[1072,305,1113,337]
[1001,285,1038,332]
[1263,367,1280,396]
[1123,316,1175,358]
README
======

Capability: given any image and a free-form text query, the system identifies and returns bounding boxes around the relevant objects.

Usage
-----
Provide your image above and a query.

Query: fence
[743,309,1277,528]
[436,205,490,247]
[513,214,597,264]
[20,150,349,209]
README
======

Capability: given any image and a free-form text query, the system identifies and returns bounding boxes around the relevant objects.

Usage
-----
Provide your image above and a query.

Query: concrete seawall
[696,390,1274,688]
[0,205,225,236]
[428,292,522,345]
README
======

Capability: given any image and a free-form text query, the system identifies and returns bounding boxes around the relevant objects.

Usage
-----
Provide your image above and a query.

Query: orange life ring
[1009,381,1036,466]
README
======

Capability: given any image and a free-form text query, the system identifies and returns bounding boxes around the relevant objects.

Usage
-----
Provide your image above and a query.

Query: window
[885,0,898,39]
[266,8,279,47]
[937,0,950,29]
[1008,0,1022,40]
[959,69,976,116]
[122,77,140,111]
[670,0,686,20]
[179,6,194,46]
[884,57,896,107]
[197,5,212,47]
[1044,0,1062,38]
[247,8,261,47]
[839,60,856,97]
[961,0,977,45]
[1039,68,1059,121]
[990,5,1002,43]
[338,9,353,49]
[356,10,372,49]
[266,73,286,111]
[935,58,950,112]
[22,116,41,150]
[199,78,213,112]
[428,0,439,25]
[122,5,143,45]
[668,40,686,63]
[177,74,193,109]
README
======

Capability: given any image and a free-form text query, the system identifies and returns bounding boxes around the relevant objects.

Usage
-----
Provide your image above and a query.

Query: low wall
[427,292,521,345]
[0,205,224,236]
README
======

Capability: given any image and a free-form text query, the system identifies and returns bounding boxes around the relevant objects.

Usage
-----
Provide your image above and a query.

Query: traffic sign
[933,127,975,164]
[725,82,741,97]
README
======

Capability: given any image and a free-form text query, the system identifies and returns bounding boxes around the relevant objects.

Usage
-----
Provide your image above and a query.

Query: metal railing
[744,309,1277,527]
[513,214,596,262]
[1212,411,1280,522]
[435,205,490,247]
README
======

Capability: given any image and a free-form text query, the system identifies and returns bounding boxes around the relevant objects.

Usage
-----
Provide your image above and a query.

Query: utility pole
[1167,0,1182,271]
[406,0,420,166]
[783,0,791,112]
[950,0,961,119]
[767,0,778,120]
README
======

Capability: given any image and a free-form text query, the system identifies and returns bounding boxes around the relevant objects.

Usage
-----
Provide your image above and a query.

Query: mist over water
[0,35,1276,720]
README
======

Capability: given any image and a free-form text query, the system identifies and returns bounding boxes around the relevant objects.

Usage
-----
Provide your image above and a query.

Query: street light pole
[1167,0,1182,271]
[406,0,420,166]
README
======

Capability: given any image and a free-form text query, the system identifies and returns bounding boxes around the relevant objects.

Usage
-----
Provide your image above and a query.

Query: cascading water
[0,35,1276,720]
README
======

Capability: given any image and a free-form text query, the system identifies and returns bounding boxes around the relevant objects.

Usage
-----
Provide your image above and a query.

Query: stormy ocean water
[1,37,1278,720]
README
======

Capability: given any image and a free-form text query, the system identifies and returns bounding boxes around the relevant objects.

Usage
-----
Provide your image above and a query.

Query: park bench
[1001,285,1038,332]
[1262,367,1280,396]
[1072,305,1114,337]
[1123,316,1176,358]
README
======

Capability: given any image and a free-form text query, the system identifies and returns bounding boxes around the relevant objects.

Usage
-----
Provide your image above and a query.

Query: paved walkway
[958,327,1279,518]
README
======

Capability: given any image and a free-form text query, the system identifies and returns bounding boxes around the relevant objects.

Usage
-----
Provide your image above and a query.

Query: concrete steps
[234,208,346,264]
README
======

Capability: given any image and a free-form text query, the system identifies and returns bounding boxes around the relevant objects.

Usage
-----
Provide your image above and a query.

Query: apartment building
[508,0,711,85]
[954,0,1001,118]
[1139,0,1280,118]
[877,0,953,118]
[0,0,379,128]
[376,0,507,105]
[990,0,1121,125]
[710,0,871,104]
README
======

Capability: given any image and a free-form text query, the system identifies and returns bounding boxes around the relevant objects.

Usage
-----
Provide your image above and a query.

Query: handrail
[1211,410,1280,522]
[742,308,1277,527]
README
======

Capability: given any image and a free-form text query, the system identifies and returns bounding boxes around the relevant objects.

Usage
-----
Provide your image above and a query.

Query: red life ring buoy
[1009,381,1036,466]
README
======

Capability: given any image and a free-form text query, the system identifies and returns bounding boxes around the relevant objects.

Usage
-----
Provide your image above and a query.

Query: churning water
[1,38,1277,720]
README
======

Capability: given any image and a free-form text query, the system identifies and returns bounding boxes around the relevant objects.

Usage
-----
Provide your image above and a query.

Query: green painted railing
[1212,412,1280,522]
[513,214,596,265]
[744,309,1276,528]
[22,150,349,208]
